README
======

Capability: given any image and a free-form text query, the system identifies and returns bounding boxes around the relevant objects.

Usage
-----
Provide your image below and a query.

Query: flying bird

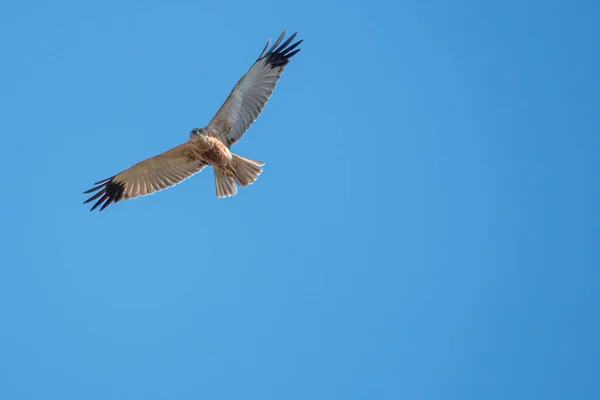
[84,30,302,211]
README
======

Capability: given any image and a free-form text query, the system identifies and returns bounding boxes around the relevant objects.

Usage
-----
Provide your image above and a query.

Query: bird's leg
[224,165,236,177]
[217,165,236,177]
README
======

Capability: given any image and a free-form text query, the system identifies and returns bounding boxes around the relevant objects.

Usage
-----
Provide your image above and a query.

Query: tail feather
[214,171,237,198]
[231,154,265,187]
[213,154,265,198]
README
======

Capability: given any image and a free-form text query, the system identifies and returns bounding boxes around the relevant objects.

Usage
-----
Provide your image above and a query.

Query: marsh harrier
[84,31,302,211]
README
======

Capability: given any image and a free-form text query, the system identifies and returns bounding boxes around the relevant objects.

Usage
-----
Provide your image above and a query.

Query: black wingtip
[83,176,125,212]
[261,31,302,68]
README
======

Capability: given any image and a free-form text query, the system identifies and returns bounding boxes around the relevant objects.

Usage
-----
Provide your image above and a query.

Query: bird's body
[190,131,233,171]
[84,31,302,211]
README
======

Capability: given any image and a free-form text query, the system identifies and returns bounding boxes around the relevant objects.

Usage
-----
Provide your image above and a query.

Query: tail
[213,154,265,198]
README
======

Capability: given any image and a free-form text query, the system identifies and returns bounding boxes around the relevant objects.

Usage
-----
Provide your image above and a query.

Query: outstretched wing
[206,30,302,147]
[83,143,206,211]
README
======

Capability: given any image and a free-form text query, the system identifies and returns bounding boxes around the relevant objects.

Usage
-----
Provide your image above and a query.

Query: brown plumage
[84,31,302,211]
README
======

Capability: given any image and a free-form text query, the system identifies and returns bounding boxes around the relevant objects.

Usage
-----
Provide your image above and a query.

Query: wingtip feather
[259,31,302,68]
[83,177,125,212]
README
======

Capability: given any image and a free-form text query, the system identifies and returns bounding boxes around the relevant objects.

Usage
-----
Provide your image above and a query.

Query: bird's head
[190,128,207,139]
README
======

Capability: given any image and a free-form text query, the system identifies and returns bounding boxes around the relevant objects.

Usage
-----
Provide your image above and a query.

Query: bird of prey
[83,30,302,211]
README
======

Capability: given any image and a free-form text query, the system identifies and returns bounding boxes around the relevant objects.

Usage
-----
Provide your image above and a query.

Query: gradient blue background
[1,0,598,399]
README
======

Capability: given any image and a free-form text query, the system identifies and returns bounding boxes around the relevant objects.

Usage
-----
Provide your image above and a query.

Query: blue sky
[0,0,599,399]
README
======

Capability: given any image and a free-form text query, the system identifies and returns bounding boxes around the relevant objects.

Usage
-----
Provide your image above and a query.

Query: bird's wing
[84,142,206,211]
[206,30,302,147]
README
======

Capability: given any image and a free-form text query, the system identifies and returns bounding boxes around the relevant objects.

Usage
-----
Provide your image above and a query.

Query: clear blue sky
[0,0,598,399]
